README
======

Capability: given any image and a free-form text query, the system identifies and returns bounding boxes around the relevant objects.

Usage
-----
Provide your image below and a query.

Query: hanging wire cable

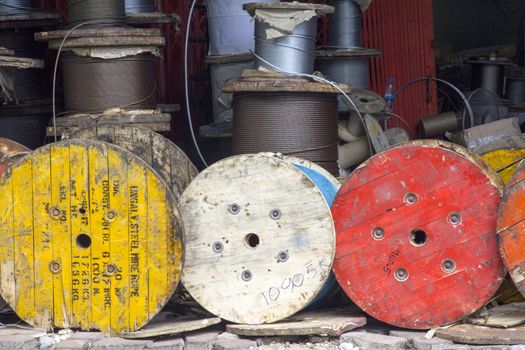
[394,77,475,132]
[185,0,208,167]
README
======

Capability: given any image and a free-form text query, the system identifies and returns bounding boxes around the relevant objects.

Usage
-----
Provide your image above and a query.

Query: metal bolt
[212,241,224,253]
[241,270,252,282]
[442,259,456,273]
[270,209,281,220]
[404,193,418,205]
[106,210,116,221]
[395,268,409,281]
[448,212,461,226]
[278,251,289,262]
[50,207,61,219]
[372,227,385,240]
[105,264,118,276]
[49,260,61,274]
[228,203,240,215]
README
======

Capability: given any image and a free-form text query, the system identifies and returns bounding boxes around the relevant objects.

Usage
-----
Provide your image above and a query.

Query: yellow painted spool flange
[0,140,183,335]
[482,148,525,185]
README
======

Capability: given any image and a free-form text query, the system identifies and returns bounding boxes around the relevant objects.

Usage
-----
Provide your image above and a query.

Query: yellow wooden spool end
[0,140,183,335]
[482,148,525,304]
[482,148,525,184]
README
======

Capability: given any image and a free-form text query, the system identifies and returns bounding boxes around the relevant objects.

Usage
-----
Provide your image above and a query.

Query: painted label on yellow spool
[482,148,525,185]
[0,140,183,335]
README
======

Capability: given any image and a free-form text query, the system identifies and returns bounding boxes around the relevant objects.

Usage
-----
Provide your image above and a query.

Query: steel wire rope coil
[0,0,32,13]
[328,0,362,48]
[232,92,339,175]
[66,0,126,27]
[125,0,154,13]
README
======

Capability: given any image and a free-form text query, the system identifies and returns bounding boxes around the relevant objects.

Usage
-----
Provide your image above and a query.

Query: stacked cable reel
[332,140,506,329]
[0,1,61,149]
[34,0,179,139]
[199,0,277,151]
[180,153,340,324]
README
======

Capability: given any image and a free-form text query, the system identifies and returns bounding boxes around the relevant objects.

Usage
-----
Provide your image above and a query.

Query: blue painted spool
[293,163,340,309]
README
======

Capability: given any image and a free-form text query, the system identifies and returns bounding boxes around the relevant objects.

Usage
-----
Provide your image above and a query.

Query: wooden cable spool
[483,149,525,304]
[68,125,198,202]
[497,158,525,302]
[181,154,337,324]
[0,140,183,335]
[332,140,505,329]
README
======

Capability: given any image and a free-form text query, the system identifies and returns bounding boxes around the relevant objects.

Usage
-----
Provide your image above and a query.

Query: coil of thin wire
[67,0,126,27]
[125,0,155,13]
[61,52,158,113]
[0,30,49,104]
[328,0,362,48]
[0,0,32,14]
[255,18,317,74]
[232,93,340,175]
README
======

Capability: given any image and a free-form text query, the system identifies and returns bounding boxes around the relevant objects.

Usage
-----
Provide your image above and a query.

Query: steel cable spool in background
[232,93,340,175]
[466,57,511,97]
[328,0,362,48]
[0,0,32,14]
[332,140,505,329]
[0,29,49,104]
[244,2,334,74]
[506,76,525,106]
[181,153,338,324]
[61,52,158,113]
[67,0,126,27]
[125,0,155,14]
[316,48,381,112]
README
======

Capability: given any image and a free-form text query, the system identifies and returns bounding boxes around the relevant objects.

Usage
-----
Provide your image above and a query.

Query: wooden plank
[0,140,182,335]
[46,37,165,50]
[243,2,334,16]
[436,323,525,345]
[223,75,349,94]
[35,28,162,41]
[69,144,92,329]
[51,146,72,328]
[32,151,53,329]
[12,159,34,323]
[0,55,44,69]
[48,123,171,138]
[332,140,505,329]
[120,316,221,339]
[468,303,525,328]
[181,154,335,324]
[227,310,366,337]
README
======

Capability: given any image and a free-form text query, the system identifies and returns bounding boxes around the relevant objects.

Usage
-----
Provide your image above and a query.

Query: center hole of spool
[245,233,260,248]
[76,234,92,249]
[409,229,427,247]
[359,97,370,103]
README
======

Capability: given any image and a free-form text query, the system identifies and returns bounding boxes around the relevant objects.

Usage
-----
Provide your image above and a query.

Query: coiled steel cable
[125,0,155,13]
[66,0,126,27]
[233,93,340,175]
[328,0,362,48]
[0,0,33,14]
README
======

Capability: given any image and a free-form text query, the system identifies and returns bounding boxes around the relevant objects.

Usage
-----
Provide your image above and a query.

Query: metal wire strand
[328,0,362,48]
[125,0,155,13]
[66,0,126,27]
[0,0,33,13]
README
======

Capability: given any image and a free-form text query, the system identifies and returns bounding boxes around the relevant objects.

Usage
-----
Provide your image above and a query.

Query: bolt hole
[241,270,252,281]
[359,97,370,103]
[409,229,427,246]
[395,268,409,281]
[245,233,260,248]
[76,234,92,249]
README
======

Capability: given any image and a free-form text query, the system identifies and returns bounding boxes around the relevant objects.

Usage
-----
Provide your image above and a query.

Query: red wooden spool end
[332,140,505,329]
